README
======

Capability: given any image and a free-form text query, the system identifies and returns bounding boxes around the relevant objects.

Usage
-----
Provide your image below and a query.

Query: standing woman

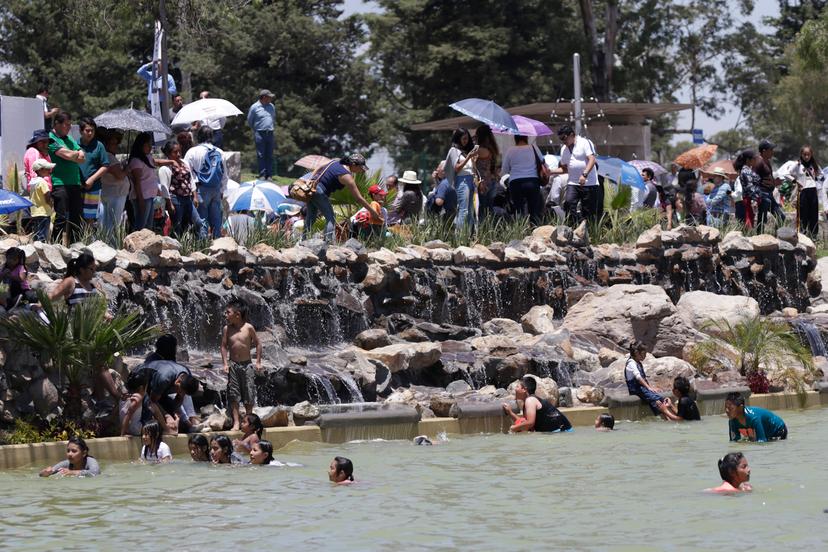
[78,117,110,226]
[501,135,547,225]
[790,146,823,237]
[474,124,499,220]
[444,128,478,231]
[128,133,173,231]
[734,149,761,229]
[99,132,131,239]
[159,141,196,235]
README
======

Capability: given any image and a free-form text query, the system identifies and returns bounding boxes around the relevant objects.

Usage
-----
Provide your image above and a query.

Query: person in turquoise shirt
[725,392,787,442]
[77,117,110,222]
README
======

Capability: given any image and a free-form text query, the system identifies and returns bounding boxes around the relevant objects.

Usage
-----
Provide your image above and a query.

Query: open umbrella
[171,98,243,126]
[492,115,553,137]
[95,108,171,134]
[596,156,646,191]
[228,181,287,212]
[0,190,33,214]
[294,154,332,171]
[674,144,718,169]
[701,159,737,178]
[449,98,519,133]
[629,159,668,176]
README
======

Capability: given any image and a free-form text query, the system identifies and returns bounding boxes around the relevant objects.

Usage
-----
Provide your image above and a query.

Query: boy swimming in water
[725,392,787,442]
[707,452,752,493]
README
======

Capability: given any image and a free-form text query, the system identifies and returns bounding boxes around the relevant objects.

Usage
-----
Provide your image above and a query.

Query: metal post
[573,53,582,135]
[159,0,170,125]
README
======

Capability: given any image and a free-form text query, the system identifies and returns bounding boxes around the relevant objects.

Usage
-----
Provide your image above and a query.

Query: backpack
[195,146,224,188]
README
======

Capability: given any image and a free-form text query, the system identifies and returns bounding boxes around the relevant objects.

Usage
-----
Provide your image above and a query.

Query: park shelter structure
[412,101,693,160]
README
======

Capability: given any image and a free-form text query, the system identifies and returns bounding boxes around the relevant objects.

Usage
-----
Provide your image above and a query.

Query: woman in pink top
[23,130,53,191]
[128,132,173,230]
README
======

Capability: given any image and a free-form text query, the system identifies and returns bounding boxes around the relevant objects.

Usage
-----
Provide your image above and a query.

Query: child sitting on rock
[221,300,262,431]
[233,412,263,453]
[624,341,674,419]
[707,452,752,493]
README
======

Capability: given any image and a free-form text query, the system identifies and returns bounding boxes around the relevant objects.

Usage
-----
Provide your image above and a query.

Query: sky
[344,0,783,147]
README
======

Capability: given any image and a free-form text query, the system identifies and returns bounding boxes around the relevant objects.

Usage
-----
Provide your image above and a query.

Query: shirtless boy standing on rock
[221,300,263,431]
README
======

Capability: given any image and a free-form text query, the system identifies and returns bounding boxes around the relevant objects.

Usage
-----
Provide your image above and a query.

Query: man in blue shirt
[247,89,276,179]
[426,162,457,219]
[136,61,177,110]
[725,392,787,442]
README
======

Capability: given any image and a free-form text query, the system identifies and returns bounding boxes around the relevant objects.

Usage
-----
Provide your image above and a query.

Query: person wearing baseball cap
[350,184,388,238]
[304,153,382,242]
[247,89,277,179]
[24,129,54,190]
[29,159,57,241]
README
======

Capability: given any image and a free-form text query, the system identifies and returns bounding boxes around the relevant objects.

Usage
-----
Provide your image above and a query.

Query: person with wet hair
[669,376,700,421]
[594,413,615,431]
[40,436,100,477]
[249,440,276,465]
[188,433,210,462]
[725,392,787,442]
[328,456,354,484]
[209,434,244,464]
[707,452,752,493]
[502,376,572,433]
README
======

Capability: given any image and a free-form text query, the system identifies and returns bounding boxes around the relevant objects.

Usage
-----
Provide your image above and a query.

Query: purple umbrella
[629,159,668,176]
[492,115,553,137]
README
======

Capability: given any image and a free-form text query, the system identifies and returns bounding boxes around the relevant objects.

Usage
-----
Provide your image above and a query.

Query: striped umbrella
[228,180,287,212]
[628,159,668,176]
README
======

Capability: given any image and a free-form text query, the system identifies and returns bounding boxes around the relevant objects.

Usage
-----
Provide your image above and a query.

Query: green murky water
[1,408,826,551]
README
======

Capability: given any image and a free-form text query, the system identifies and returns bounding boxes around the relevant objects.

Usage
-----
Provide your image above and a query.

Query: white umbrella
[171,98,243,126]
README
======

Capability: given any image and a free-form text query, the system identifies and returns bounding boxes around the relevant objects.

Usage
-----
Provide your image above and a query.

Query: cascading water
[307,373,339,404]
[794,320,827,357]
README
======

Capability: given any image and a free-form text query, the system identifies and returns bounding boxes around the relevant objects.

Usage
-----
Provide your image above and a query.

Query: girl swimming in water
[233,412,263,453]
[188,433,210,462]
[140,421,172,463]
[39,436,101,477]
[328,456,354,485]
[249,440,275,465]
[707,452,752,493]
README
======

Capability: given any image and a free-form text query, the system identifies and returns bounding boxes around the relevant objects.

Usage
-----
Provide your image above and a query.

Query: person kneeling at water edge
[707,452,752,493]
[40,436,100,477]
[624,341,674,419]
[725,392,787,442]
[502,376,572,433]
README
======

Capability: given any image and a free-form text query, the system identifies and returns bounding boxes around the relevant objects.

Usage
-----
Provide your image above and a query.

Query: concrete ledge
[450,402,505,419]
[1,389,825,470]
[696,386,751,402]
[317,406,420,428]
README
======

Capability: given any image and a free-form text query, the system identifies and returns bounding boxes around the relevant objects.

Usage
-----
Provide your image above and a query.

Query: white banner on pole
[151,21,166,144]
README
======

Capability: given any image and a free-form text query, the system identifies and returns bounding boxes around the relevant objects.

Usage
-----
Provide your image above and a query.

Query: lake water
[1,408,826,551]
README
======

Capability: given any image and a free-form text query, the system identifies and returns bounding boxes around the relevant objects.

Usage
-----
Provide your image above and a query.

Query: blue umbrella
[596,156,646,191]
[449,98,520,133]
[0,190,33,214]
[228,181,287,212]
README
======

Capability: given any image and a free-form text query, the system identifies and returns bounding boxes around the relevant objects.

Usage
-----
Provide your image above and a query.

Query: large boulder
[209,237,245,263]
[29,376,59,417]
[520,305,557,335]
[124,229,166,256]
[676,291,760,331]
[482,318,525,337]
[562,284,676,351]
[353,328,391,350]
[362,342,442,373]
[507,375,559,405]
[86,240,118,269]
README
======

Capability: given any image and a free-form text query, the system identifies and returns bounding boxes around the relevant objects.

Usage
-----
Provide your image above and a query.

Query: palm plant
[329,169,395,221]
[0,292,158,417]
[694,315,815,395]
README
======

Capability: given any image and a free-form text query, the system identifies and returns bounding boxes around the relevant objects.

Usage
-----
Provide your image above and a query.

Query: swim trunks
[227,360,256,405]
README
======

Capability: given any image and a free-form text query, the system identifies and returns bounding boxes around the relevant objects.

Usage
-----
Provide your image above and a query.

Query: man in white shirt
[552,125,599,224]
[36,84,59,129]
[184,126,228,239]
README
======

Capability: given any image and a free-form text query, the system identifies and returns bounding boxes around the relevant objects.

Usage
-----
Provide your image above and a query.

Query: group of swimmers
[39,412,356,485]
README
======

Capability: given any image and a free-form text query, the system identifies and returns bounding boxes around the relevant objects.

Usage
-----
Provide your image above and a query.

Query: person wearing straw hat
[388,170,423,225]
[29,159,56,241]
[23,129,54,192]
[704,167,732,227]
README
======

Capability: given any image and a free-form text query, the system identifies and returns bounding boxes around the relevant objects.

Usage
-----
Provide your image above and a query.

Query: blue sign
[692,128,704,145]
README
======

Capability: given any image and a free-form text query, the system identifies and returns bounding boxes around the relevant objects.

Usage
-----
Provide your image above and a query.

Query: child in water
[594,413,615,431]
[249,440,276,465]
[725,392,787,442]
[233,412,263,453]
[209,434,244,464]
[707,452,752,493]
[140,421,172,463]
[220,300,263,431]
[39,436,101,477]
[329,456,354,485]
[188,433,210,462]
